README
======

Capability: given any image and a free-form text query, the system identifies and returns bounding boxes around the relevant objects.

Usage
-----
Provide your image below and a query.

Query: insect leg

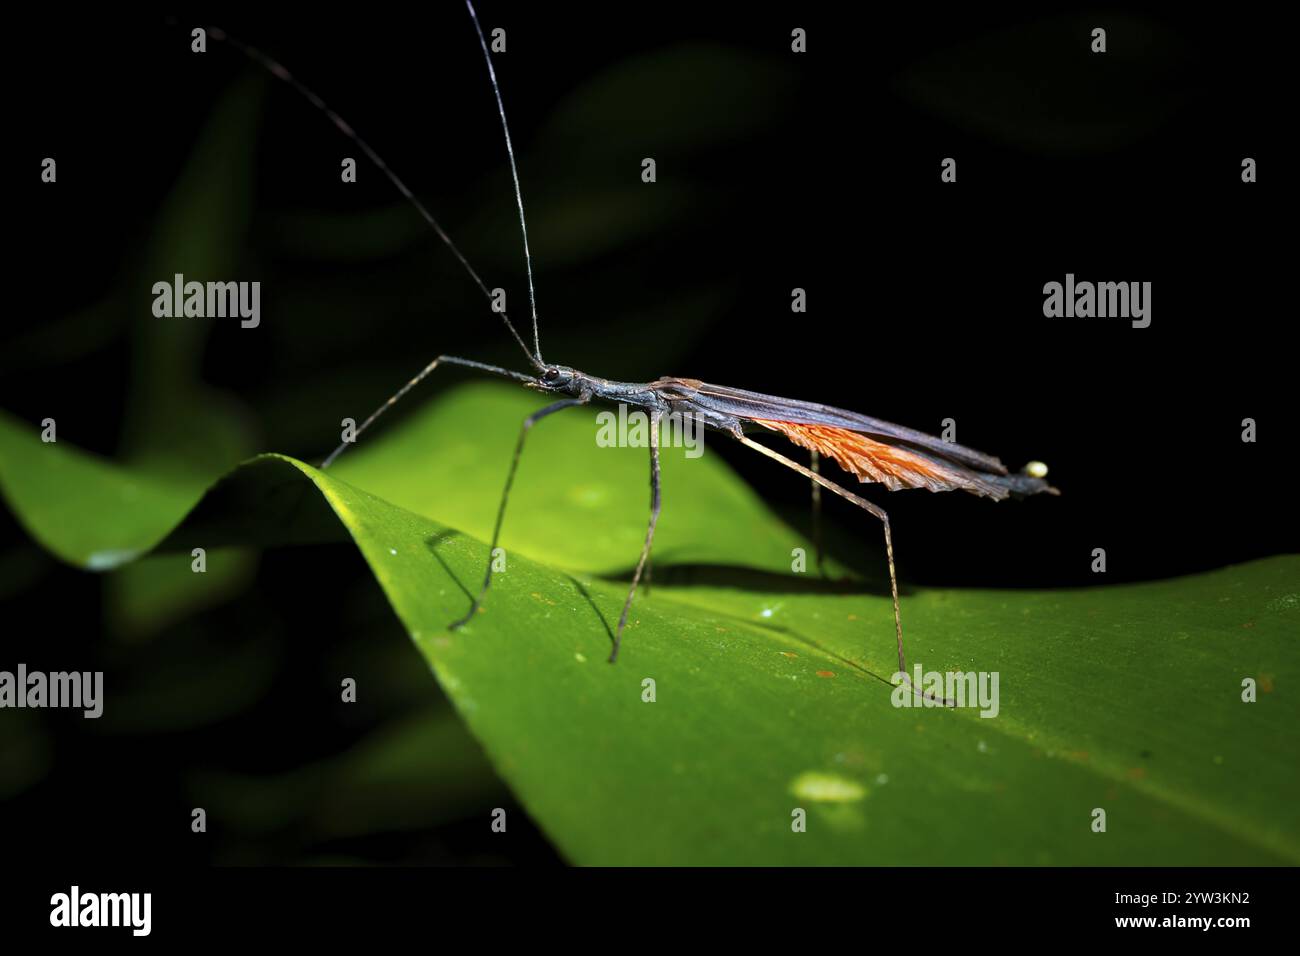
[449,391,592,630]
[321,354,535,468]
[610,410,662,663]
[734,434,953,707]
[810,449,825,578]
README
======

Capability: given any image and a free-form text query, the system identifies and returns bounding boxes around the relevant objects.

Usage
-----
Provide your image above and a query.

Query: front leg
[610,409,662,662]
[449,391,591,629]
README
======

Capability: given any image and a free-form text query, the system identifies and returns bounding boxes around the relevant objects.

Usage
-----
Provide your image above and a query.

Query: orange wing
[752,419,1012,499]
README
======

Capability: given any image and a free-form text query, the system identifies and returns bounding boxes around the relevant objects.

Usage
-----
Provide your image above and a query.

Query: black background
[3,4,1293,868]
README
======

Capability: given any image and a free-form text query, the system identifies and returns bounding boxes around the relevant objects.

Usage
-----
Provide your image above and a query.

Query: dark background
[3,5,1292,866]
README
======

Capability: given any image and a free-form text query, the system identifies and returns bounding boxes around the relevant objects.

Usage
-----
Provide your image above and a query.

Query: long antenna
[464,1,543,364]
[202,23,543,370]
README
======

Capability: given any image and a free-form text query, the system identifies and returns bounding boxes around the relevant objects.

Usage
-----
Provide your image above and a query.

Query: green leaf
[1,385,1296,864]
[0,407,208,569]
[5,79,265,632]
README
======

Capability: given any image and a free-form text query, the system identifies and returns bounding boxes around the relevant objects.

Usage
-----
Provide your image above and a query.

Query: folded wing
[665,379,1009,474]
[753,419,1025,499]
[648,377,1056,500]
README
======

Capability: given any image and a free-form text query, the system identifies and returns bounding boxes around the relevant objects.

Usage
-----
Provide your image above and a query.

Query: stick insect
[206,5,1058,699]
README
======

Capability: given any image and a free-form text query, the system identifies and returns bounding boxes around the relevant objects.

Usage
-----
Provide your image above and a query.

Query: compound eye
[542,367,560,382]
